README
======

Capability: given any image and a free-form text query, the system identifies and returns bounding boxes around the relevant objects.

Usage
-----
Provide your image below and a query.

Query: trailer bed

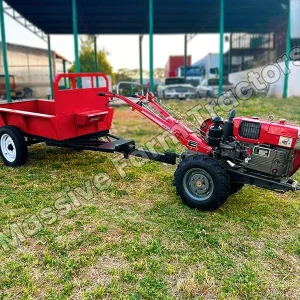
[0,73,114,141]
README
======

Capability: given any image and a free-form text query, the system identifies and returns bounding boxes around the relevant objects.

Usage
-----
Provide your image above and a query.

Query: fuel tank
[233,117,300,150]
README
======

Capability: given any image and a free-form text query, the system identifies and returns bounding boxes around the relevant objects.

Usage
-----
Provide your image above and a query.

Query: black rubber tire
[174,155,230,210]
[230,182,244,195]
[0,126,28,167]
[206,91,211,98]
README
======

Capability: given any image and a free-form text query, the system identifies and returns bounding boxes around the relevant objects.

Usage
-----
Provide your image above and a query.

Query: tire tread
[174,155,230,210]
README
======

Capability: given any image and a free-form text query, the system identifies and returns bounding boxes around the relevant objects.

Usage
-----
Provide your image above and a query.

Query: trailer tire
[174,155,230,210]
[0,126,28,167]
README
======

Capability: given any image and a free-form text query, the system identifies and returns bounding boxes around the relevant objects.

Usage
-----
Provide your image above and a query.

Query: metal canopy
[5,0,288,34]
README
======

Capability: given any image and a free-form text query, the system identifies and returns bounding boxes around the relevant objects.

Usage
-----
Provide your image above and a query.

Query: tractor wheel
[230,182,244,195]
[0,126,28,167]
[174,155,230,210]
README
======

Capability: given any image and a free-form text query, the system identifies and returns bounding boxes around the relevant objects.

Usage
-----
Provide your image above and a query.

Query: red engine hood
[233,117,300,150]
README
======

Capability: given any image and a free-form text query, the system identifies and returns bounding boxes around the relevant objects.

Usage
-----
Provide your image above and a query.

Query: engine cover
[244,145,293,177]
[233,117,300,150]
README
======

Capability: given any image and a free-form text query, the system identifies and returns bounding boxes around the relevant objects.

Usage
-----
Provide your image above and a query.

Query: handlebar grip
[98,92,106,96]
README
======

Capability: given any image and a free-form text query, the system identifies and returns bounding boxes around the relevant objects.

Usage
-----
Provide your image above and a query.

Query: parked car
[157,77,196,100]
[197,77,234,98]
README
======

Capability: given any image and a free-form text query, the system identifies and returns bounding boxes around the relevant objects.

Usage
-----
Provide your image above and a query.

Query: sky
[3,13,229,72]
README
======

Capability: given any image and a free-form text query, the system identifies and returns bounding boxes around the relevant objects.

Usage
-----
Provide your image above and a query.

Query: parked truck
[164,55,191,78]
[192,53,219,78]
[176,66,204,87]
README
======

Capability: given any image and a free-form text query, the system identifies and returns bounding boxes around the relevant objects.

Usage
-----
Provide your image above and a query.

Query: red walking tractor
[0,73,299,210]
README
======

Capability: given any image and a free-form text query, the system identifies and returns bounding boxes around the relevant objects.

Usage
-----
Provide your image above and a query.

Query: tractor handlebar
[98,92,155,102]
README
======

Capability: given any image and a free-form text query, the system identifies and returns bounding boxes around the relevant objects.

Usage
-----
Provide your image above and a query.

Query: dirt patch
[71,255,128,299]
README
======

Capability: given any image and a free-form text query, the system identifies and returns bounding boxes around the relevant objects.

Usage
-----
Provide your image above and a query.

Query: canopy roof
[6,0,288,35]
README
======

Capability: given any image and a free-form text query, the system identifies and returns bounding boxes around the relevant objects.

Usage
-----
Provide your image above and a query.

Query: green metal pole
[184,34,187,80]
[0,0,11,102]
[72,0,80,87]
[283,5,291,99]
[149,0,154,92]
[218,0,224,95]
[62,60,67,88]
[94,35,99,87]
[47,35,54,99]
[139,35,143,87]
[228,33,232,75]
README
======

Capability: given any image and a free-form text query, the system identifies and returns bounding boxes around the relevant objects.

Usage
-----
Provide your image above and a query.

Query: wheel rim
[183,168,214,202]
[0,134,16,162]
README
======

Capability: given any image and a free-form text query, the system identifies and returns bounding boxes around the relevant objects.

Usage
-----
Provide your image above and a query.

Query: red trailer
[0,73,176,167]
[164,55,191,78]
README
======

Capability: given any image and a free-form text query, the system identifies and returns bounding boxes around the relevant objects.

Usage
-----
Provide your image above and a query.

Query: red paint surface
[0,73,113,141]
[164,56,191,78]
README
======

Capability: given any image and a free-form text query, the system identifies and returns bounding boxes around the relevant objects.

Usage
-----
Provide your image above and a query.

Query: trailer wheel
[230,182,244,195]
[0,126,28,167]
[174,155,230,210]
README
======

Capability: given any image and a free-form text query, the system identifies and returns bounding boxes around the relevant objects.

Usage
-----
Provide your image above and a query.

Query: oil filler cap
[279,119,286,124]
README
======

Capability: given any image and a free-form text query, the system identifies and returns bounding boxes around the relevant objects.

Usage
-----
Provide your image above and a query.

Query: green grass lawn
[0,97,300,299]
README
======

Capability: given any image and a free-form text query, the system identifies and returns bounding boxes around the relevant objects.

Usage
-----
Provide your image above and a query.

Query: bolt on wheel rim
[0,134,16,162]
[183,168,214,201]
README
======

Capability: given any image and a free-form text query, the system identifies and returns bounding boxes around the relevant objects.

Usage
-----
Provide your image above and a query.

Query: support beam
[283,4,291,99]
[72,0,80,75]
[228,33,232,75]
[139,35,143,87]
[62,60,67,88]
[47,35,54,99]
[149,0,154,92]
[3,2,47,42]
[94,35,99,87]
[0,0,11,102]
[187,33,197,43]
[218,0,225,95]
[184,34,187,80]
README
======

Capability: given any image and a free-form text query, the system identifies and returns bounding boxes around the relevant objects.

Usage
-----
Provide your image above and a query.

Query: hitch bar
[46,132,178,165]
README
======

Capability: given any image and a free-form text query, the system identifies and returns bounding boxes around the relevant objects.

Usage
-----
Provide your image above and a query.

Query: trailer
[0,73,176,167]
[0,73,299,211]
[164,55,191,78]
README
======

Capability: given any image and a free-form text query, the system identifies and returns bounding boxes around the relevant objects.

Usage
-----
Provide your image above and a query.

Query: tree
[154,68,165,80]
[69,36,113,76]
[113,69,132,83]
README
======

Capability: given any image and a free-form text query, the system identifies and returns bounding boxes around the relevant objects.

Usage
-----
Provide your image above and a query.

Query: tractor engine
[206,112,300,178]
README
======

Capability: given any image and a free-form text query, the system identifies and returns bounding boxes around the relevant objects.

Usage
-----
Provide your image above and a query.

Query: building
[226,0,300,97]
[0,42,71,98]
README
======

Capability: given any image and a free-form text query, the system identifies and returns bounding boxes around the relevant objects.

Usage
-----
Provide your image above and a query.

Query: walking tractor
[0,73,299,210]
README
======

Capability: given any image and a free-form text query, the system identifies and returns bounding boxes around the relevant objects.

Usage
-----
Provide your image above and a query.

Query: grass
[0,96,300,299]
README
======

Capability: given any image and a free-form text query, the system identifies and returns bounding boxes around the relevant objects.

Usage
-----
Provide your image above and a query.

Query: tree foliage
[113,67,165,84]
[68,36,113,76]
